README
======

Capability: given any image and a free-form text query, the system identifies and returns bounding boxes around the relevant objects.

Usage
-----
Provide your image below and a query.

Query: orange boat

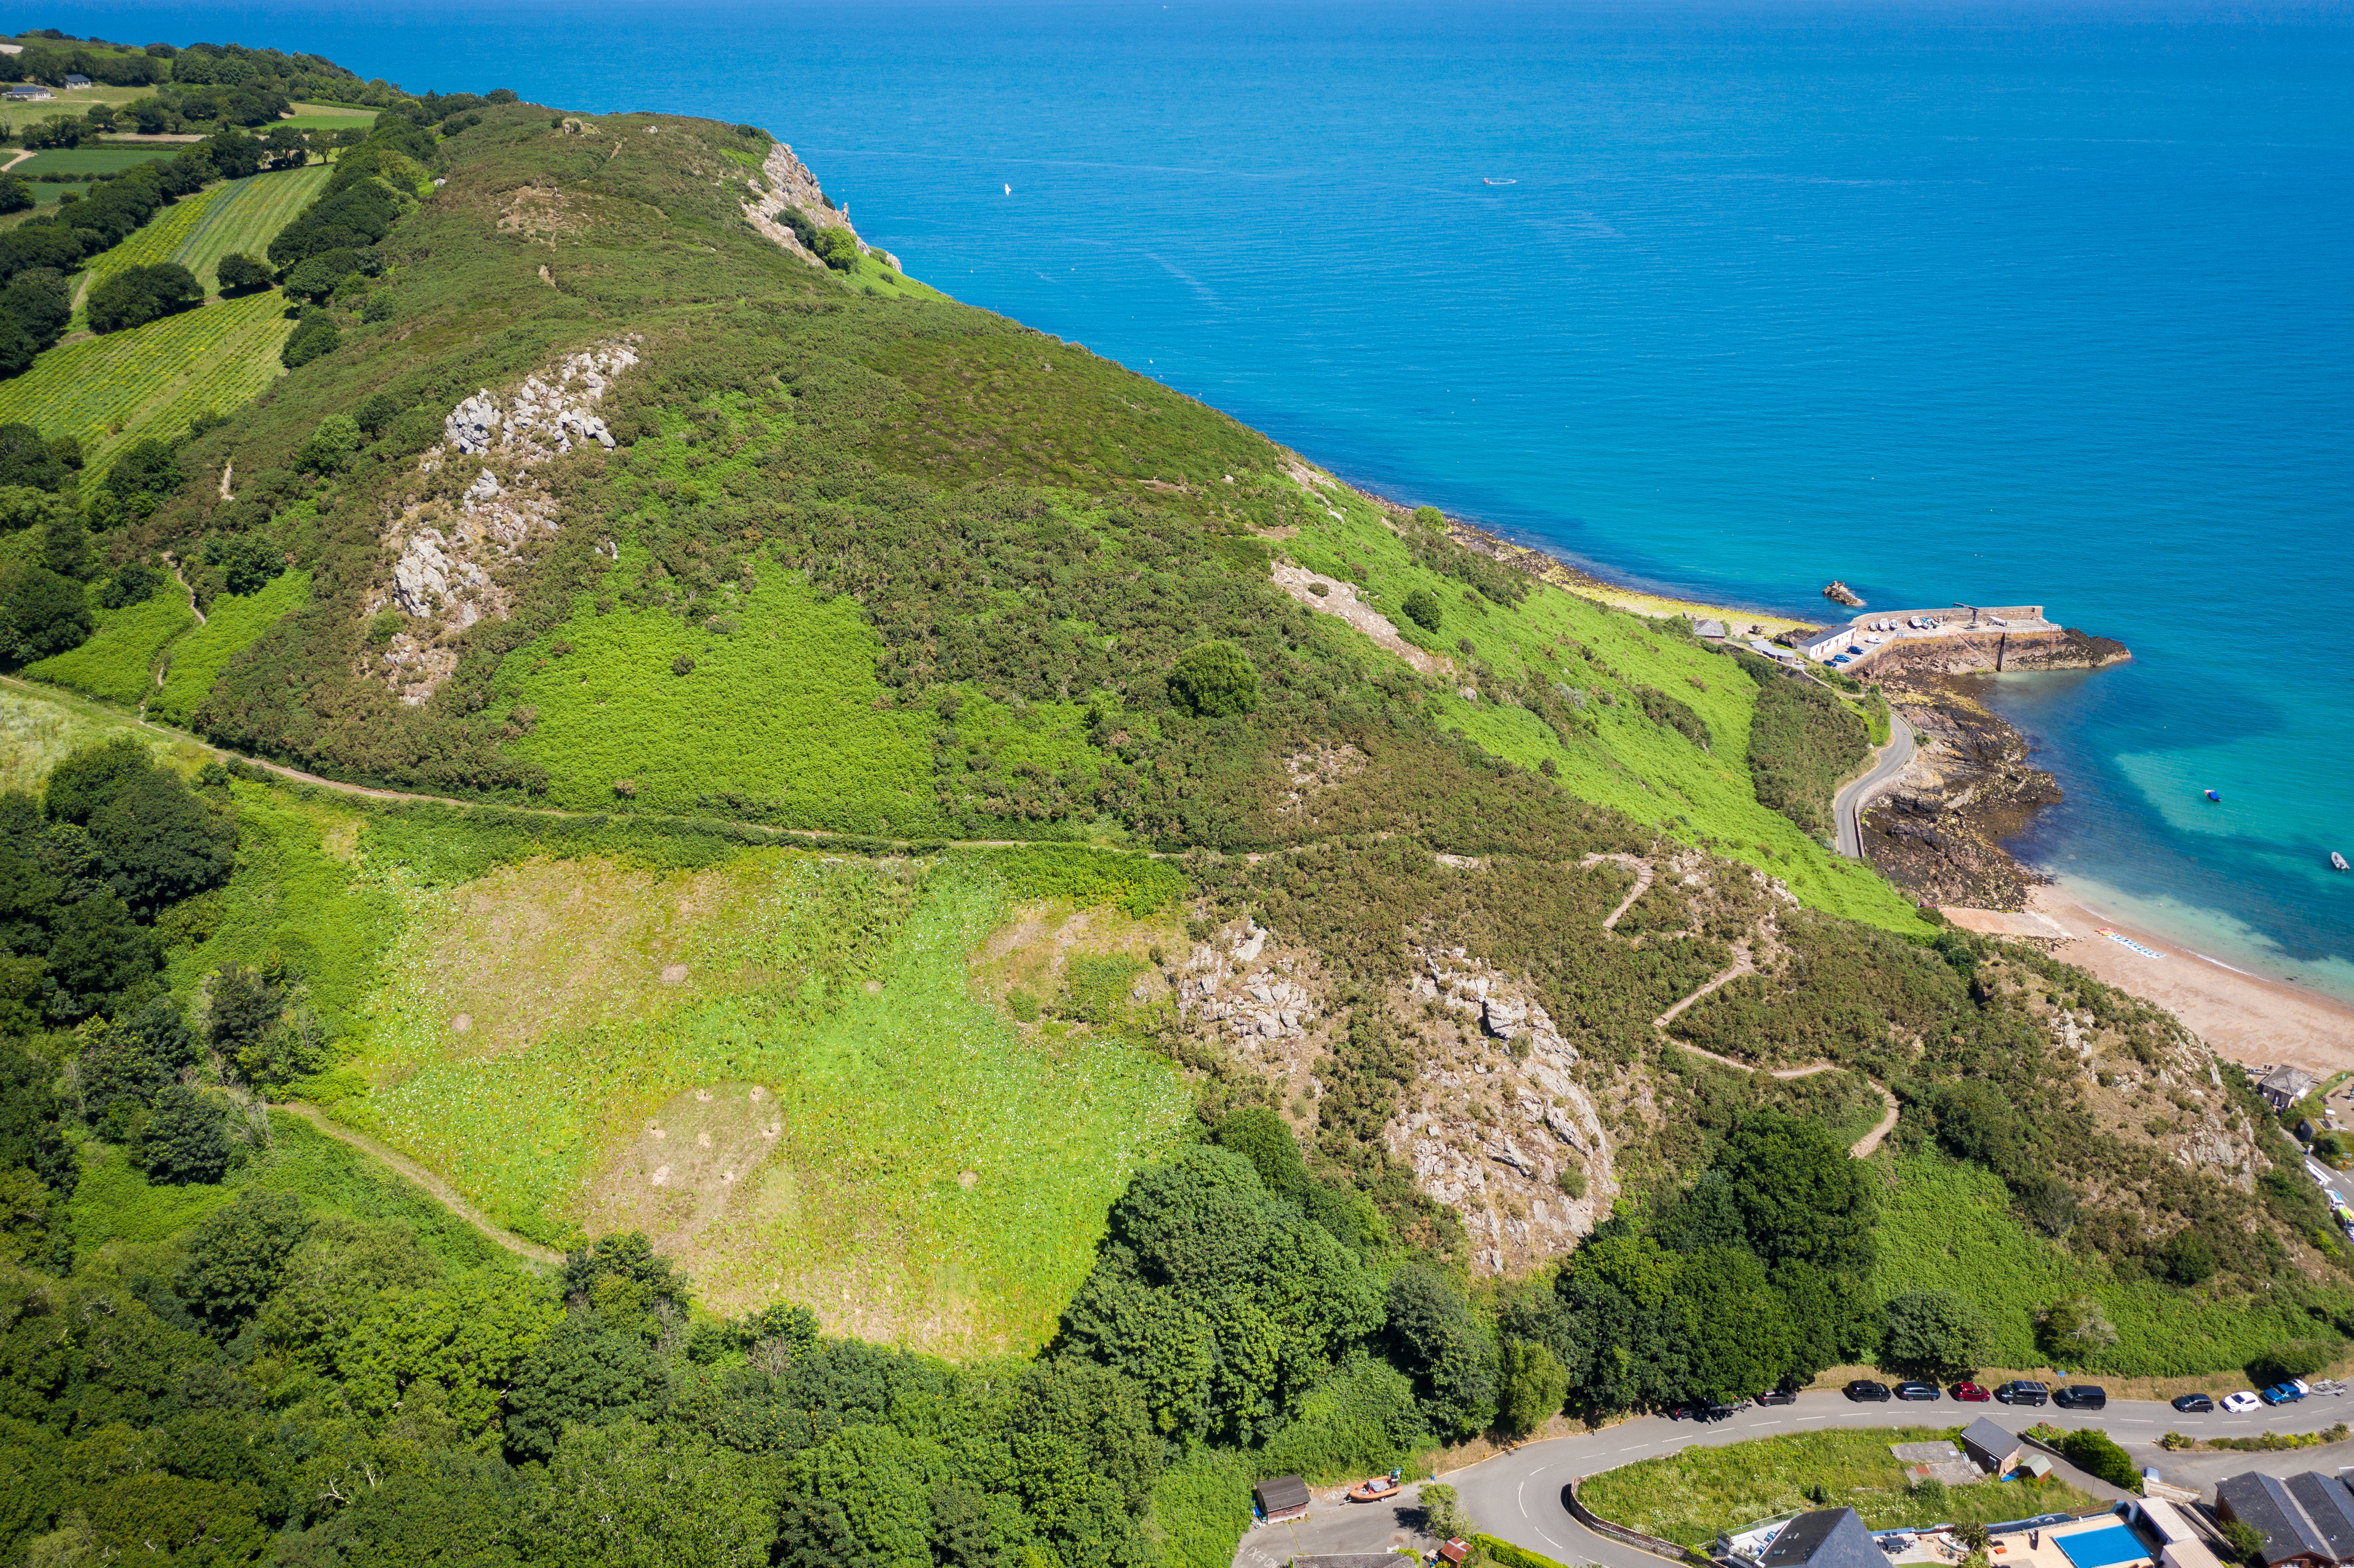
[1348,1477,1402,1503]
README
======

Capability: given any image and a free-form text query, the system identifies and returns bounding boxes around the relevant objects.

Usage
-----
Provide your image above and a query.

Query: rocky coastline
[1419,503,2133,912]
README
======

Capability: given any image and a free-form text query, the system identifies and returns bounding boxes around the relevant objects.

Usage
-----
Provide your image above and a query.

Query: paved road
[1239,1386,2354,1568]
[1834,713,1916,859]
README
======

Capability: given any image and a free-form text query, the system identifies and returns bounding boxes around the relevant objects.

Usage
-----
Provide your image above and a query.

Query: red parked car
[1952,1381,1992,1402]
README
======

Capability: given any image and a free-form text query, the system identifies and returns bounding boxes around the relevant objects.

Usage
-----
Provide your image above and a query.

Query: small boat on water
[1348,1475,1403,1503]
[2334,851,2350,872]
[2204,789,2222,803]
[1482,177,1517,185]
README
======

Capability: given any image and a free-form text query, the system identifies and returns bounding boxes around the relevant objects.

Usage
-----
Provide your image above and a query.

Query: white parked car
[2221,1391,2264,1413]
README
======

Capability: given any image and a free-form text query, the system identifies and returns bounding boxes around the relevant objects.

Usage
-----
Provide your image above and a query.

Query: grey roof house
[2216,1472,2354,1568]
[2257,1065,2321,1112]
[1757,1509,1889,1568]
[1960,1418,2024,1478]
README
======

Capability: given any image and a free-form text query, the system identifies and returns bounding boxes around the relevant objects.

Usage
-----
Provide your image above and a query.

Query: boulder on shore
[1823,580,1866,607]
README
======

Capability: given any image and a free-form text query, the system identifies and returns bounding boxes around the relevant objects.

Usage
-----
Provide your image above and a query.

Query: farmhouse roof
[2261,1065,2320,1101]
[1759,1509,1884,1568]
[61,72,89,84]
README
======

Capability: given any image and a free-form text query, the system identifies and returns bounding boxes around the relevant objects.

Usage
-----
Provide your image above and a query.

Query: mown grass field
[75,177,235,299]
[0,289,294,476]
[1871,1151,2335,1376]
[13,145,176,177]
[21,585,194,703]
[1280,494,1927,933]
[1579,1428,2096,1548]
[150,569,311,723]
[492,562,944,834]
[168,163,332,290]
[339,847,1191,1353]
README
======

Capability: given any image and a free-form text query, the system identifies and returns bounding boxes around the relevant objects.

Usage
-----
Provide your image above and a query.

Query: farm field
[282,103,378,128]
[21,585,194,703]
[0,288,293,474]
[167,163,330,290]
[339,846,1192,1354]
[1579,1428,2097,1549]
[76,163,331,296]
[0,182,90,214]
[493,563,945,834]
[12,146,176,177]
[150,568,311,723]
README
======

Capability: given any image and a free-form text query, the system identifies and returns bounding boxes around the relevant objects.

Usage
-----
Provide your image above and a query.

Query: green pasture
[12,145,175,176]
[338,849,1191,1353]
[1579,1428,2096,1549]
[1280,495,1927,933]
[0,287,293,474]
[1871,1152,2341,1377]
[280,104,378,128]
[22,582,194,702]
[150,569,311,723]
[492,562,944,835]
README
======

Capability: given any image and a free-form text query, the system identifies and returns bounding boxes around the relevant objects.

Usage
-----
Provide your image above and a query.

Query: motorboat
[2334,852,2350,871]
[2204,789,2222,803]
[1483,177,1517,185]
[1348,1476,1403,1503]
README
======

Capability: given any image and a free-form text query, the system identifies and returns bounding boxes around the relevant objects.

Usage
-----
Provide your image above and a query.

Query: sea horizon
[47,0,2354,1005]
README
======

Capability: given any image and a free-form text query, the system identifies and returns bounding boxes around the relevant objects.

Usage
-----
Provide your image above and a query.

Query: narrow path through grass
[280,1102,562,1268]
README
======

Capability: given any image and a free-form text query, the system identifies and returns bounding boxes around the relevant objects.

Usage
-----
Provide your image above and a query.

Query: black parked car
[2171,1393,2215,1413]
[1995,1380,2049,1406]
[1701,1402,1742,1422]
[1894,1382,1942,1402]
[1756,1389,1799,1406]
[2054,1385,2108,1410]
[1846,1380,1892,1402]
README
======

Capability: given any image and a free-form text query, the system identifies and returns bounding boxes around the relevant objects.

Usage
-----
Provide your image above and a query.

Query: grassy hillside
[2,76,2345,1568]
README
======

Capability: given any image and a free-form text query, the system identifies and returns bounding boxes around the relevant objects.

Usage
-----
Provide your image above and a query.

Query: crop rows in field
[0,289,293,472]
[171,165,332,290]
[77,180,231,296]
[77,165,333,297]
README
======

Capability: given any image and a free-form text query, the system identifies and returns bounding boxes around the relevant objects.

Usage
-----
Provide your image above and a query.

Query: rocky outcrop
[739,143,883,271]
[1868,625,2130,678]
[369,339,640,705]
[1823,581,1866,607]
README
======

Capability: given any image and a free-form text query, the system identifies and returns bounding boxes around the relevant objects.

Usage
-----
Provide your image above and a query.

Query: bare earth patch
[1270,562,1453,676]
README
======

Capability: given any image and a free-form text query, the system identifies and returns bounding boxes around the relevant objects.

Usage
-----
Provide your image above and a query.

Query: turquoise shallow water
[65,1,2354,999]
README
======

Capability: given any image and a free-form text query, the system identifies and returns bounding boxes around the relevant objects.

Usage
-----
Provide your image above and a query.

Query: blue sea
[63,0,2354,1003]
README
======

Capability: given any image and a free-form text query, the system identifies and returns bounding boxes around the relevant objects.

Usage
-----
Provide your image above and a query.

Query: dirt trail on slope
[280,1103,563,1268]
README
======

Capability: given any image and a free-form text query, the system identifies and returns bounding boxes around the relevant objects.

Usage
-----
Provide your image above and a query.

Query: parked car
[1952,1382,1992,1403]
[2261,1383,2307,1406]
[1995,1380,2049,1406]
[2054,1385,2108,1410]
[2171,1394,2215,1413]
[1846,1380,1892,1403]
[1895,1382,1942,1402]
[1663,1403,1694,1420]
[2220,1391,2263,1413]
[1701,1403,1742,1422]
[1756,1390,1799,1406]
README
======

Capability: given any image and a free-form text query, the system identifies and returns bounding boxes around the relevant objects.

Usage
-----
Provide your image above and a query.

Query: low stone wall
[1564,1476,1699,1565]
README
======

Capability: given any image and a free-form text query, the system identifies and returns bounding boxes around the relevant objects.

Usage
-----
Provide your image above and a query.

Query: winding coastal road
[1236,1387,2354,1568]
[1835,712,1917,859]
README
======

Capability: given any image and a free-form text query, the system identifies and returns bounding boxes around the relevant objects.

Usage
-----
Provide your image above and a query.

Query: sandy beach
[2009,887,2354,1074]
